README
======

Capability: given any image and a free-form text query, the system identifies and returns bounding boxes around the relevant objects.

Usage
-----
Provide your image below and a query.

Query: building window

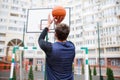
[20,15,26,18]
[100,59,105,66]
[111,59,120,67]
[22,8,26,13]
[76,58,82,66]
[12,0,19,4]
[37,59,43,64]
[18,27,23,32]
[106,47,120,52]
[0,18,6,23]
[0,49,3,53]
[8,26,22,32]
[1,4,8,9]
[89,58,96,65]
[0,41,5,45]
[70,20,74,25]
[11,6,19,10]
[89,49,95,54]
[0,26,7,30]
[8,27,17,31]
[76,19,81,23]
[3,0,8,2]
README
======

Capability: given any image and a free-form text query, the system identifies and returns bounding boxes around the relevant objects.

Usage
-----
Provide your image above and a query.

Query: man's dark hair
[55,23,70,41]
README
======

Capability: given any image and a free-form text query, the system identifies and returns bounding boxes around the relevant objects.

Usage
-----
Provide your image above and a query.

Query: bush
[93,66,97,76]
[81,64,84,74]
[89,65,92,80]
[28,66,34,80]
[106,67,114,80]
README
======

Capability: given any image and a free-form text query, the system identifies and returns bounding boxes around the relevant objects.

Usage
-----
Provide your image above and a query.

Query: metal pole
[20,24,25,80]
[97,22,103,80]
[9,47,16,80]
[20,51,22,80]
[9,46,18,80]
[81,47,89,80]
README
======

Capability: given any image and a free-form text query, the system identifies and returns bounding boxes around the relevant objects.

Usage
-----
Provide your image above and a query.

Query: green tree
[106,67,114,80]
[93,66,97,76]
[89,65,92,80]
[13,68,16,80]
[28,66,34,80]
[35,65,38,71]
[81,64,84,74]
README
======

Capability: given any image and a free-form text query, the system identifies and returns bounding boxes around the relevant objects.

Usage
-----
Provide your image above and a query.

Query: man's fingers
[59,16,64,23]
[56,16,64,23]
[48,13,54,24]
[54,16,65,25]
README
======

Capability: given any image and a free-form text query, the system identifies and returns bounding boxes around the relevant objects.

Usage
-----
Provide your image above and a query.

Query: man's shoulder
[67,41,75,46]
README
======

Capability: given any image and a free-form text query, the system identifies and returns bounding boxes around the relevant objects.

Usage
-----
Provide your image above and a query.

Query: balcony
[102,53,120,58]
[0,30,7,33]
[0,26,7,33]
[101,3,117,10]
[0,47,5,57]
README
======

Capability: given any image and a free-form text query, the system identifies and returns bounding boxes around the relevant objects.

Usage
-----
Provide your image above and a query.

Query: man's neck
[56,39,66,42]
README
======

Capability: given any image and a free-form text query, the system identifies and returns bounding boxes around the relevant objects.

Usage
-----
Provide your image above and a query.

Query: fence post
[9,46,18,80]
[81,47,89,80]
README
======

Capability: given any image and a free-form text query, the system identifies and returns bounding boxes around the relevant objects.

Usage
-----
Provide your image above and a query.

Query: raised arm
[38,27,52,53]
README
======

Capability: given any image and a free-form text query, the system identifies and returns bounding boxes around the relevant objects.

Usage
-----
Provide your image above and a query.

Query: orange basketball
[52,6,66,17]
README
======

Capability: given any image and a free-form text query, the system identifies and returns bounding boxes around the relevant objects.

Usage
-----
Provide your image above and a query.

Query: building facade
[0,0,29,59]
[0,0,120,73]
[33,0,120,74]
[63,0,120,76]
[0,0,45,70]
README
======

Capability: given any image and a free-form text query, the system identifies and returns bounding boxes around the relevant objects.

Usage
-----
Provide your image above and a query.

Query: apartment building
[67,0,120,69]
[0,0,120,72]
[0,0,45,67]
[0,0,27,60]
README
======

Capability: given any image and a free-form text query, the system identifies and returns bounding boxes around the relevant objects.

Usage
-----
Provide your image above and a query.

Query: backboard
[26,7,71,33]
